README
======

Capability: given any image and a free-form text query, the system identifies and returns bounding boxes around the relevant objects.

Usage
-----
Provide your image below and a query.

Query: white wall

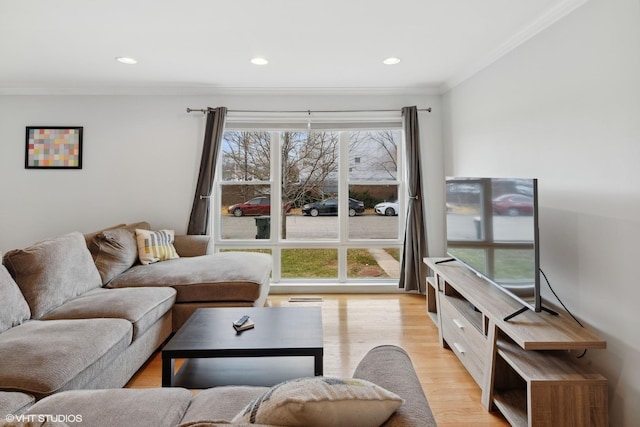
[442,0,640,425]
[0,93,442,254]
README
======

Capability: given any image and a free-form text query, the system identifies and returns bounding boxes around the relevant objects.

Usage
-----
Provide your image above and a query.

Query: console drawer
[440,296,487,385]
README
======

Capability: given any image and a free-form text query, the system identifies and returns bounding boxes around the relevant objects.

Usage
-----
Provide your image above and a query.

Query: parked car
[302,198,365,217]
[227,196,291,217]
[374,201,399,216]
[492,194,534,216]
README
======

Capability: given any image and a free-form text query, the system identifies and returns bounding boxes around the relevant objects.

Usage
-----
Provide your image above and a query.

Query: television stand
[503,305,559,322]
[424,257,608,426]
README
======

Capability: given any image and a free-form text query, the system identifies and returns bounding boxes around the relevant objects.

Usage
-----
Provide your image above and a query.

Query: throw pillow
[85,221,150,258]
[135,229,179,265]
[83,223,126,252]
[0,264,31,333]
[90,228,139,284]
[2,232,102,319]
[231,377,404,427]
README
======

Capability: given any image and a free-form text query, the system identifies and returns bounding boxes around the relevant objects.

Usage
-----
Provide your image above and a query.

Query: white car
[374,201,399,216]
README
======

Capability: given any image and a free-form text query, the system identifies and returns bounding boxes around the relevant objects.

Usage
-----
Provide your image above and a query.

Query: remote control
[234,315,250,327]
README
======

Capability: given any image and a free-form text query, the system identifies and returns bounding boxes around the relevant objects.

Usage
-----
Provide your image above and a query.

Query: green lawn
[222,248,397,279]
[281,249,338,278]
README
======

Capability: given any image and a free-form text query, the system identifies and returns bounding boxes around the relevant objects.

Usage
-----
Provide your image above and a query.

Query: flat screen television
[444,177,553,320]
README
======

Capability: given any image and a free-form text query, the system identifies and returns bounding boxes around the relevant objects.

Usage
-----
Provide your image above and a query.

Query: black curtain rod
[186,107,432,114]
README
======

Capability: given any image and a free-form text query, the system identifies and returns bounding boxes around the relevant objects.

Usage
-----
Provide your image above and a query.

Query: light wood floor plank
[126,293,508,426]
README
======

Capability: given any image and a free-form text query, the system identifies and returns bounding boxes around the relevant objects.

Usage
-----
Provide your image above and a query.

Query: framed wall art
[25,126,83,169]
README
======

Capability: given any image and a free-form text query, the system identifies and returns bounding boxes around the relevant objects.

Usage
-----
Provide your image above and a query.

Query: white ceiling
[0,0,586,95]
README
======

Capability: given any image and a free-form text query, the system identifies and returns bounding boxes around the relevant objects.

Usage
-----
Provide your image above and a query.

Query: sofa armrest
[173,235,212,257]
[352,345,436,427]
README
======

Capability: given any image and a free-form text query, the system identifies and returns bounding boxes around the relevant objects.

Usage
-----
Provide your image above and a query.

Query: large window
[212,116,405,285]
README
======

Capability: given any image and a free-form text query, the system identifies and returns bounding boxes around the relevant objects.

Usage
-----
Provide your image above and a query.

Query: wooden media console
[424,258,608,427]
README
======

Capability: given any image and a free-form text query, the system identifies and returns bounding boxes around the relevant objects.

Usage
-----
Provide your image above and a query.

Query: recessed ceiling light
[383,57,401,65]
[250,57,269,65]
[116,57,137,65]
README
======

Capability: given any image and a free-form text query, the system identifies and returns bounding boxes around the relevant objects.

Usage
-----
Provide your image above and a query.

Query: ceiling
[0,0,585,95]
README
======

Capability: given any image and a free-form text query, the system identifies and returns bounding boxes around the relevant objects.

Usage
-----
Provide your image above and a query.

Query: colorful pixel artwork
[25,127,83,169]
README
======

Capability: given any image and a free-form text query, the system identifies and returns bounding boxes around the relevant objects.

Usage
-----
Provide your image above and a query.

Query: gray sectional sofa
[0,224,437,426]
[0,231,173,402]
[86,222,272,331]
[0,223,271,400]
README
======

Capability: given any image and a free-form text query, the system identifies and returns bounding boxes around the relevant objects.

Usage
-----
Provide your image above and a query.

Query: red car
[492,194,534,216]
[227,196,291,217]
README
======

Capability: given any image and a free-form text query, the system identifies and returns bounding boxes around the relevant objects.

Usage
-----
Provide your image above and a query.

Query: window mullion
[338,131,350,282]
[271,131,281,282]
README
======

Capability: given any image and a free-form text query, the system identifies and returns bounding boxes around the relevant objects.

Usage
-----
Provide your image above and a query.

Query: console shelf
[424,258,608,427]
[425,276,438,325]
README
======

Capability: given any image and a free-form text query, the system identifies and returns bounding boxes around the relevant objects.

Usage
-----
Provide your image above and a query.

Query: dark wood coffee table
[161,307,323,388]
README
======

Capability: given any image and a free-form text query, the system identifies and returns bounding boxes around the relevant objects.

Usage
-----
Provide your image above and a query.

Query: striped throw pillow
[135,229,179,265]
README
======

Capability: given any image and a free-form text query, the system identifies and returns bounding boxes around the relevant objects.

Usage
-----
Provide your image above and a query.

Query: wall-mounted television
[444,177,555,320]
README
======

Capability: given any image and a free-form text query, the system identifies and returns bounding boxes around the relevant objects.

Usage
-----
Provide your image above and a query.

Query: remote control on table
[234,315,250,327]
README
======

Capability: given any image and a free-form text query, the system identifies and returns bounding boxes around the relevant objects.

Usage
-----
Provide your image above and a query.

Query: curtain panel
[399,106,428,292]
[187,107,227,235]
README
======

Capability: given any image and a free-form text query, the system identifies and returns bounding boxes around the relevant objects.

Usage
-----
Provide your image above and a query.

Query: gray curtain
[187,107,227,235]
[399,106,428,292]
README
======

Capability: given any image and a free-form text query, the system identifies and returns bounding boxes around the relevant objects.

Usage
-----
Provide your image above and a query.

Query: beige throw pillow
[3,232,102,319]
[135,229,179,265]
[232,377,404,427]
[90,228,139,284]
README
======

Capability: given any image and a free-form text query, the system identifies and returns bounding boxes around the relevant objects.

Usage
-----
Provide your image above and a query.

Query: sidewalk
[368,248,400,277]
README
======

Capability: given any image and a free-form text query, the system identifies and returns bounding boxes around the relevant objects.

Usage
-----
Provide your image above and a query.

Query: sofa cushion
[83,223,125,249]
[181,386,269,423]
[0,264,31,333]
[135,229,179,265]
[3,232,102,318]
[0,391,35,416]
[84,222,149,250]
[41,287,176,340]
[89,228,139,284]
[173,235,212,257]
[107,252,271,304]
[232,377,404,427]
[25,388,192,427]
[0,318,132,397]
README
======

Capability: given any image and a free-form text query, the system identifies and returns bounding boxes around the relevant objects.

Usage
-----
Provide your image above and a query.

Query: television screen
[445,177,541,314]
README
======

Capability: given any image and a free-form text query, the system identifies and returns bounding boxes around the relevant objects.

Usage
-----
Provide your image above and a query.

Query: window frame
[211,115,406,287]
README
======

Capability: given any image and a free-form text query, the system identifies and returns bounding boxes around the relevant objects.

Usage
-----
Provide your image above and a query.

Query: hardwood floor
[126,293,508,426]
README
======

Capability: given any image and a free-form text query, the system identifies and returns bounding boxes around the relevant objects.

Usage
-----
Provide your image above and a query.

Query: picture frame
[25,126,83,169]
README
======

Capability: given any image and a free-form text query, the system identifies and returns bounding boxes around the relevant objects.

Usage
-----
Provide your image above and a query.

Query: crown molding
[0,85,440,97]
[439,0,590,94]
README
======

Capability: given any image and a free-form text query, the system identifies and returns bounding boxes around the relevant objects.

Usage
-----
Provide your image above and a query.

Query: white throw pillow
[232,377,403,427]
[135,229,179,265]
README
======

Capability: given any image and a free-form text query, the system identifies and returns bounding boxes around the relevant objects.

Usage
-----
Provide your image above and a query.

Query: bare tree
[221,130,339,238]
[222,131,270,180]
[280,131,339,238]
